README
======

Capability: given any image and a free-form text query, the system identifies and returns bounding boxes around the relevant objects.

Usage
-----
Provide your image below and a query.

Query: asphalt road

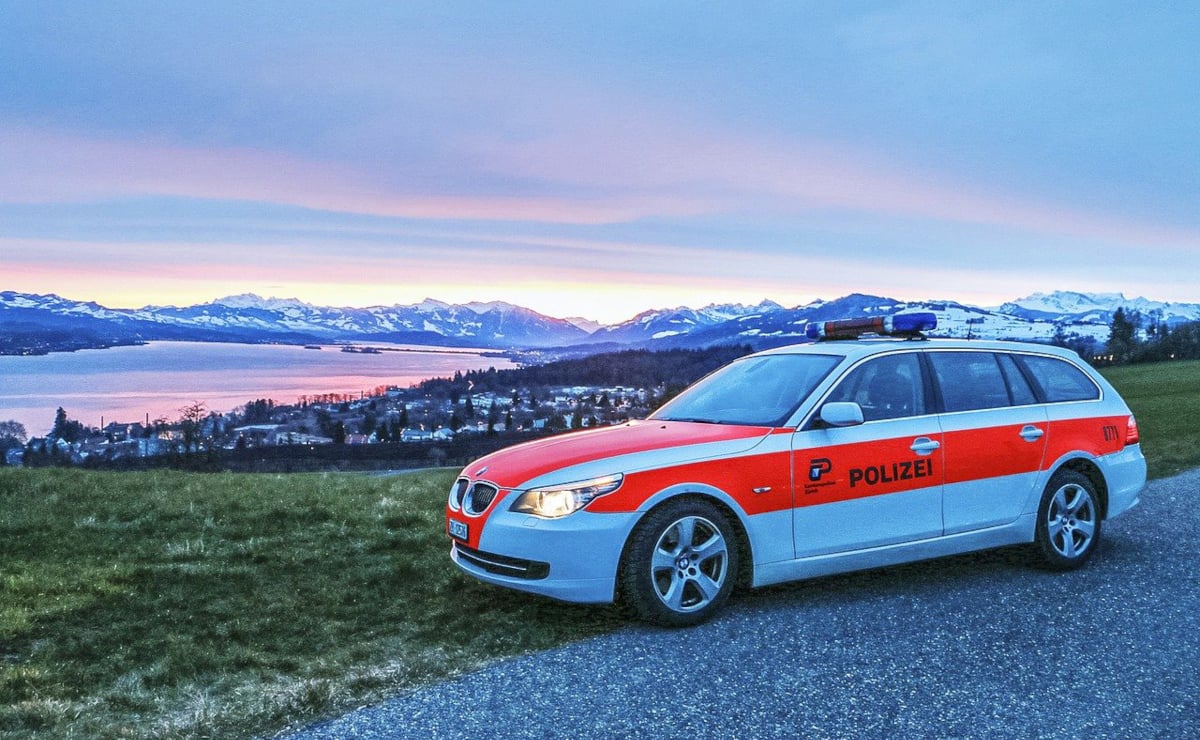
[290,469,1199,739]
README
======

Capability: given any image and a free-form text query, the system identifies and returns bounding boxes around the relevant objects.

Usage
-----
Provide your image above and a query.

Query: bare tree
[178,401,208,453]
[0,420,27,461]
[0,420,27,444]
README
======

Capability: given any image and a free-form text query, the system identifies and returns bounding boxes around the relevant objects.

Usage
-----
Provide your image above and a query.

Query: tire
[1033,469,1103,570]
[620,498,739,627]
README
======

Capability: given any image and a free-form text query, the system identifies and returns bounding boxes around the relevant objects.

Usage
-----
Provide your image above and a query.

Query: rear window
[1017,355,1101,402]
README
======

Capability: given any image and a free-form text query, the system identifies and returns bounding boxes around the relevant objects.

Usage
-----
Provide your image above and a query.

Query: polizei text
[848,458,934,488]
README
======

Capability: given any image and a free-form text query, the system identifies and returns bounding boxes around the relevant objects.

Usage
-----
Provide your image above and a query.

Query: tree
[243,399,275,424]
[178,400,208,453]
[1107,307,1138,363]
[0,420,27,462]
[332,421,346,444]
[50,407,85,443]
[0,420,27,445]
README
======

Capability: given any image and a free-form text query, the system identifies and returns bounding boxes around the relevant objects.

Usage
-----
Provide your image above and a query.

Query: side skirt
[753,514,1036,588]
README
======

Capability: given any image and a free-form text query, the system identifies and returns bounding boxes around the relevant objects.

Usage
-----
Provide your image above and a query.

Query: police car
[447,313,1146,626]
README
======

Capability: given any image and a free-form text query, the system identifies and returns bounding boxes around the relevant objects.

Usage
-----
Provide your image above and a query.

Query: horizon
[9,285,1199,330]
[4,4,1199,324]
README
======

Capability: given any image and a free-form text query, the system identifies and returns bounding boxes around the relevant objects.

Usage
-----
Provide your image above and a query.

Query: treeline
[0,324,141,355]
[1100,308,1200,365]
[418,344,756,396]
[49,434,542,474]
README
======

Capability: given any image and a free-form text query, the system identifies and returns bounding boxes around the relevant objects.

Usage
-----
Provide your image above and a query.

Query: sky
[2,1,1198,324]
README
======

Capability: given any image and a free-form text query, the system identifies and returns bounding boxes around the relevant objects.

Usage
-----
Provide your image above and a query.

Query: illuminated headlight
[510,474,624,519]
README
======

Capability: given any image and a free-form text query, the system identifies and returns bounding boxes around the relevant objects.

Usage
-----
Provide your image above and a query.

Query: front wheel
[620,499,739,627]
[1033,470,1103,570]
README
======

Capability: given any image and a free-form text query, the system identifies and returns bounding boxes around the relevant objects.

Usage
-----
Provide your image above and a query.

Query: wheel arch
[617,487,756,596]
[1053,457,1110,519]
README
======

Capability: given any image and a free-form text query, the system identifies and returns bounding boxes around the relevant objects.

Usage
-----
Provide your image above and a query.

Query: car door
[927,351,1048,534]
[792,351,944,558]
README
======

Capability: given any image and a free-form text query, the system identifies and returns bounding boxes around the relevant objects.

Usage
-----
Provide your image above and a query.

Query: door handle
[1019,425,1045,442]
[910,437,941,455]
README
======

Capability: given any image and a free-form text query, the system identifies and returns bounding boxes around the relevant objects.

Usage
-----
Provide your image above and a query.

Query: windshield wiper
[660,417,724,424]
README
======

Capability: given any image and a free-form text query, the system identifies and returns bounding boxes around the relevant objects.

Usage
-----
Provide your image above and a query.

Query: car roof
[753,337,1086,364]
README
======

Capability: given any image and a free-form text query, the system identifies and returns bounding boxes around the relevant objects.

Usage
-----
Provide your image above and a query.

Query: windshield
[651,353,842,427]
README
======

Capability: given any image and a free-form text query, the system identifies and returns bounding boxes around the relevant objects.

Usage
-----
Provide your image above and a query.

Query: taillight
[1125,415,1140,446]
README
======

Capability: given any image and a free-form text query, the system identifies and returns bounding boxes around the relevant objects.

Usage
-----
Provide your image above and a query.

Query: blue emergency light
[805,312,937,340]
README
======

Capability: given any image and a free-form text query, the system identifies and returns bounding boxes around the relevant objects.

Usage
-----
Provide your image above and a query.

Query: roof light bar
[805,312,937,341]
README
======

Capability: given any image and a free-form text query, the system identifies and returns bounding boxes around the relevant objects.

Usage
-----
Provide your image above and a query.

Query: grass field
[2,359,1197,738]
[1101,359,1200,479]
[0,469,624,739]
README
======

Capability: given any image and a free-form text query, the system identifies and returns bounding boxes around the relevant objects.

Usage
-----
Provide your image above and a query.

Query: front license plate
[448,519,469,541]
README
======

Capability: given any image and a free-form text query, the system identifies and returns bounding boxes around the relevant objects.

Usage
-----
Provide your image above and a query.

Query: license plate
[448,519,469,541]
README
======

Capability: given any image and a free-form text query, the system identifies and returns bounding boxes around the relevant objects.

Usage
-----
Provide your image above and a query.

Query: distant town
[3,346,750,471]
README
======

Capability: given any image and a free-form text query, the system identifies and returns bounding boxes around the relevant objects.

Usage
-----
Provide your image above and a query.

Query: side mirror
[820,402,864,428]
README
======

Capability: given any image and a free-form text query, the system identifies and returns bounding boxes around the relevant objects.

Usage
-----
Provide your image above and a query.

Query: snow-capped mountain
[585,300,784,344]
[3,289,1194,356]
[998,291,1200,327]
[649,293,1113,350]
[563,316,604,334]
[129,295,589,347]
[0,291,588,350]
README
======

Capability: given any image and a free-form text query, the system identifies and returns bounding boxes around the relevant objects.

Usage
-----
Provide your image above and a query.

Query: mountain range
[3,289,1199,356]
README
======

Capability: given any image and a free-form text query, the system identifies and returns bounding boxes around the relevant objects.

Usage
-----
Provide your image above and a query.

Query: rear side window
[996,353,1038,406]
[1018,355,1101,402]
[928,352,1012,413]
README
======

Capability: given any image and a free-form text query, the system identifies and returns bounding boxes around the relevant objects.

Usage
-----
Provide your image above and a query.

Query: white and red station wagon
[447,314,1146,626]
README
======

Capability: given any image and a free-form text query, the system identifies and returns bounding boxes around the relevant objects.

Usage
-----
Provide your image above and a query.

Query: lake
[0,342,517,437]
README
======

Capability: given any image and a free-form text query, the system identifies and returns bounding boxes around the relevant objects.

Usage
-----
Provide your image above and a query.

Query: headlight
[448,478,469,511]
[509,474,623,519]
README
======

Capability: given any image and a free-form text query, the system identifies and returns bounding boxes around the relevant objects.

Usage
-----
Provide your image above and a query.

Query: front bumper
[449,506,641,604]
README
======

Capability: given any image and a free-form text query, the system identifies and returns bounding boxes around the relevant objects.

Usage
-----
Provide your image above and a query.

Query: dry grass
[0,468,622,738]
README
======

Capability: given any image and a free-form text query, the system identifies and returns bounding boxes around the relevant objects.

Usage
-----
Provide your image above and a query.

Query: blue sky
[2,1,1197,322]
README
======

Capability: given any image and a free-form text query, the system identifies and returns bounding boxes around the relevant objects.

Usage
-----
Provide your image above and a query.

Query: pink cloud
[4,105,1198,250]
[0,125,709,225]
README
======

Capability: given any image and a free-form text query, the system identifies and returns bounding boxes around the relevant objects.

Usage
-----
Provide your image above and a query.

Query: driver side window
[826,353,926,422]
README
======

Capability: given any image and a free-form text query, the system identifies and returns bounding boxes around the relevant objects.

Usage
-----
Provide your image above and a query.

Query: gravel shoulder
[289,468,1199,739]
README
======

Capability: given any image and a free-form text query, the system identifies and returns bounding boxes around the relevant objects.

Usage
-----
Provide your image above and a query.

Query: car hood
[460,419,775,490]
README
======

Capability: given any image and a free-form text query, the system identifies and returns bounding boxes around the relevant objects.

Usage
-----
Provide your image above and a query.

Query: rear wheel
[1033,470,1102,570]
[620,499,739,627]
